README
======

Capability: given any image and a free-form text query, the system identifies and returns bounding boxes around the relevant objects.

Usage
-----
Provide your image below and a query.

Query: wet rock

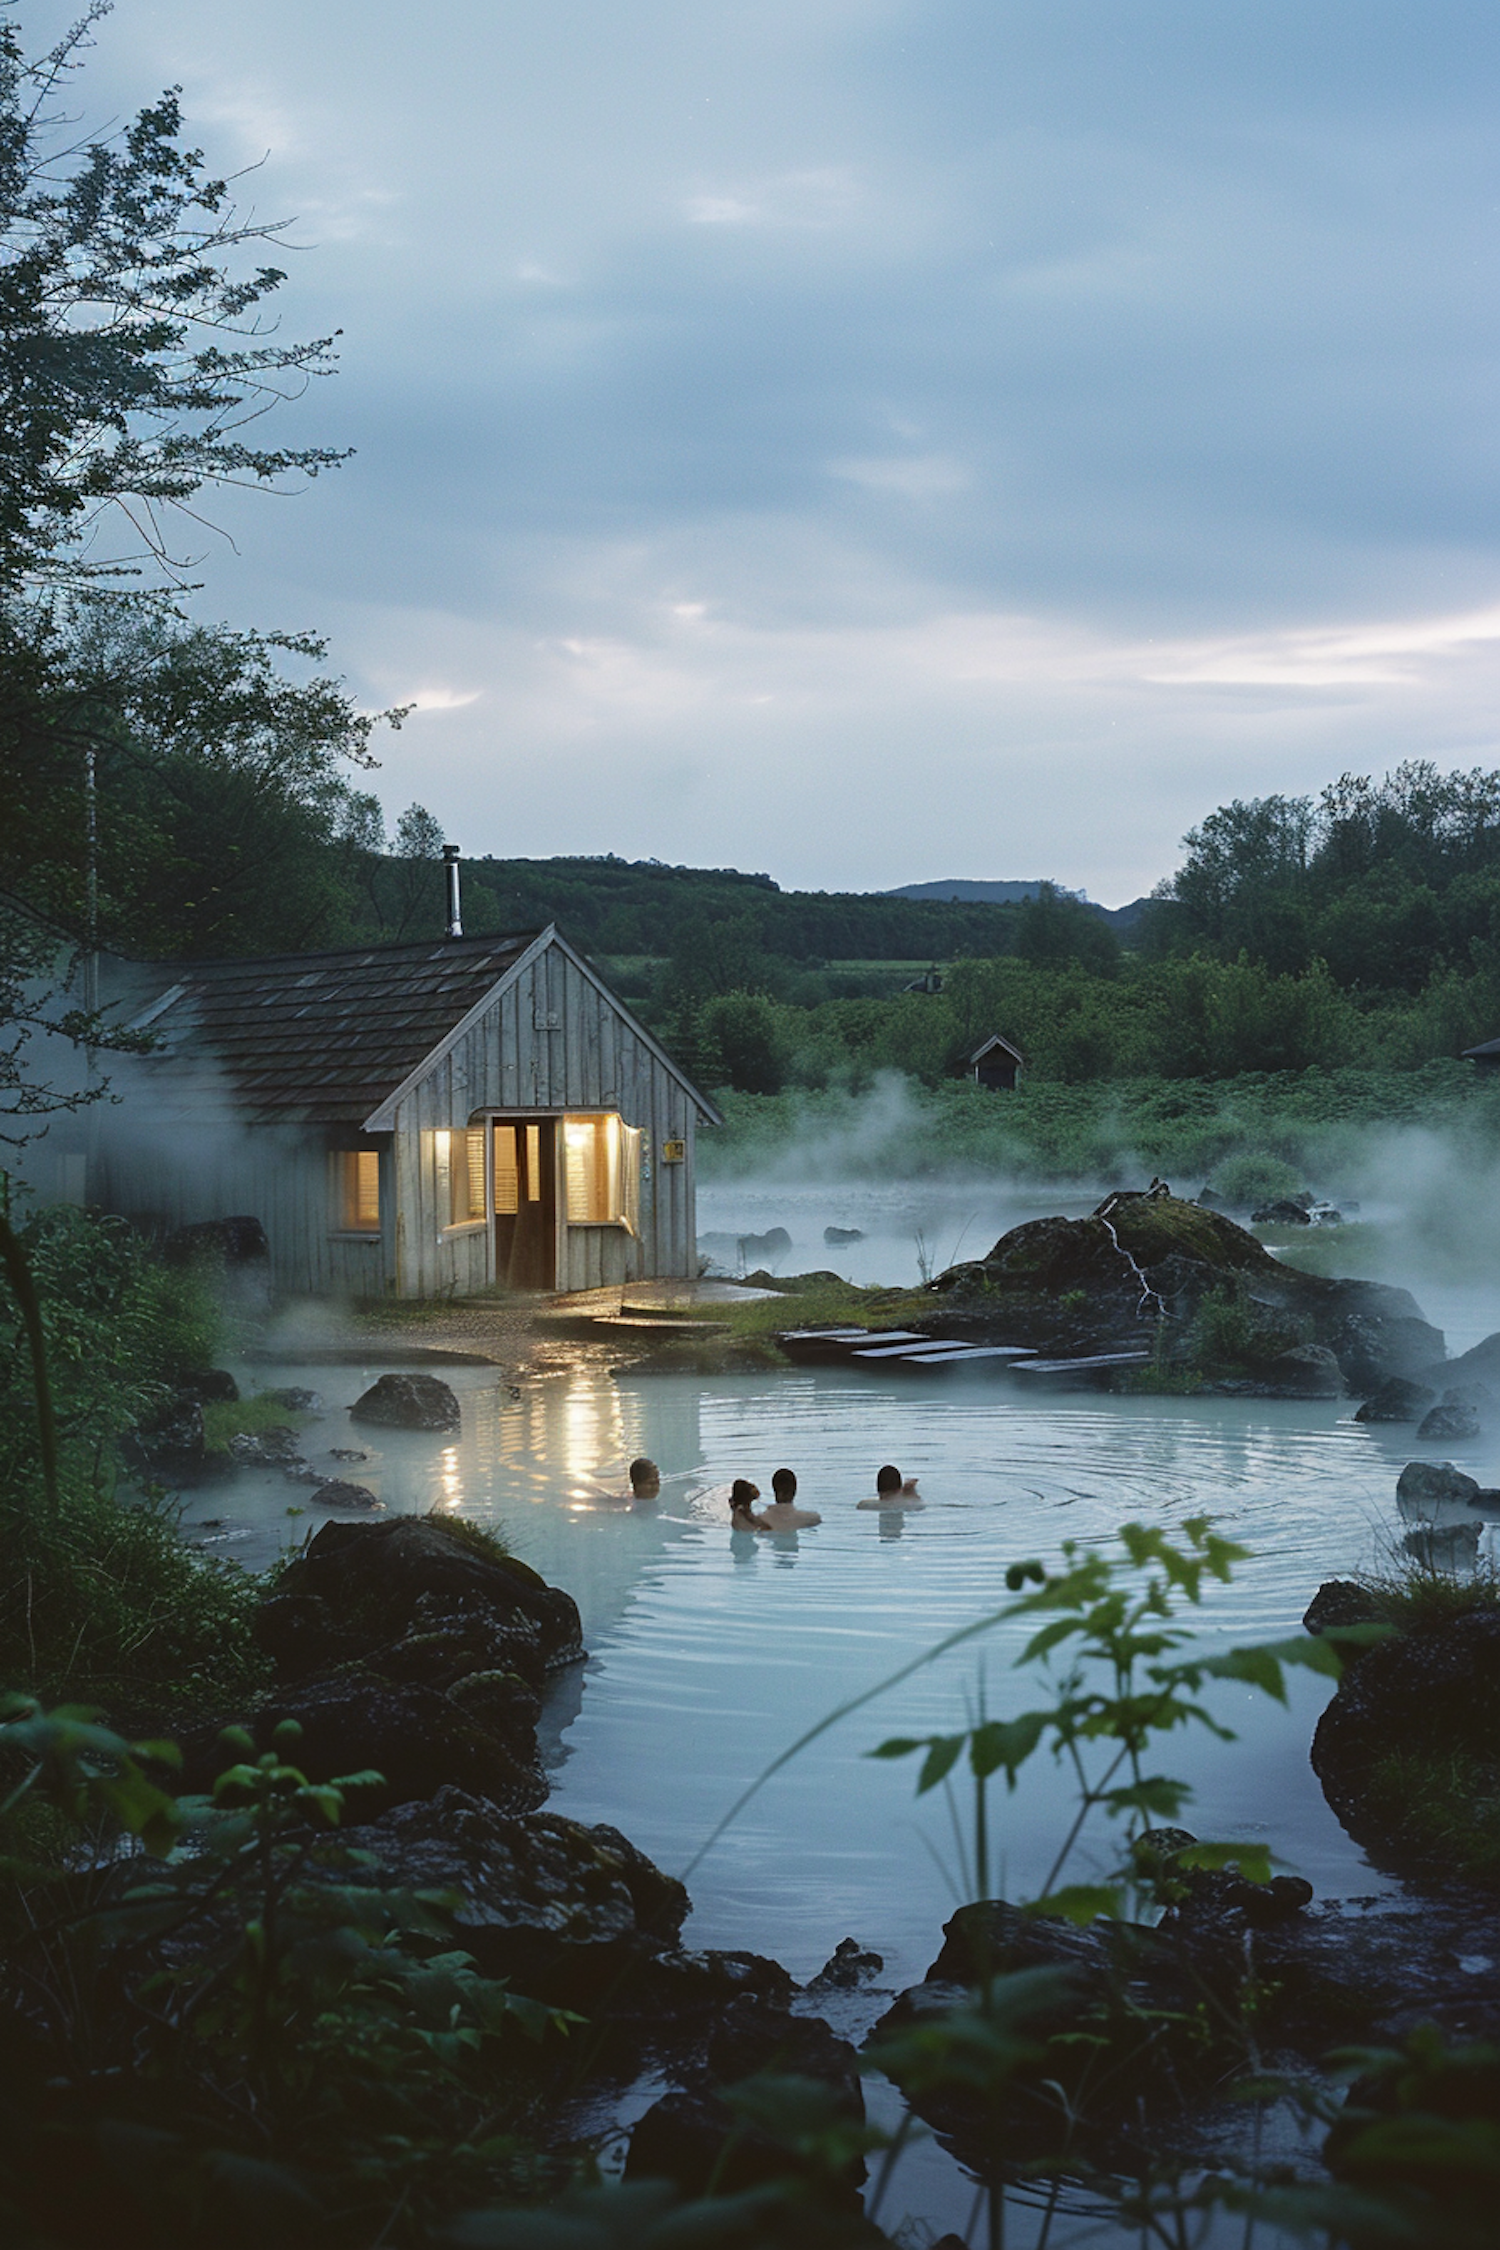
[1312,1610,1500,1877]
[1400,1521,1483,1568]
[1355,1376,1437,1423]
[1417,1386,1489,1442]
[1133,1827,1314,1932]
[181,1673,547,1818]
[328,1447,368,1462]
[268,1516,583,1678]
[1396,1460,1480,1509]
[823,1226,865,1245]
[262,1386,323,1413]
[627,1995,867,2208]
[1321,1297,1447,1392]
[736,1226,793,1267]
[625,2085,871,2218]
[229,1424,303,1467]
[808,1937,884,1991]
[162,1216,272,1314]
[1261,1343,1343,1397]
[124,1395,210,1483]
[1252,1199,1312,1226]
[1303,1579,1382,1637]
[164,1215,270,1266]
[310,1479,382,1510]
[1423,1329,1500,1393]
[338,1787,687,2003]
[251,1593,361,1675]
[176,1367,240,1404]
[349,1371,461,1432]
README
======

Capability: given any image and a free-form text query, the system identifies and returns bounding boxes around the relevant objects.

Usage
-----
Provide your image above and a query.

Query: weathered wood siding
[390,937,700,1299]
[92,934,705,1300]
[95,1121,397,1298]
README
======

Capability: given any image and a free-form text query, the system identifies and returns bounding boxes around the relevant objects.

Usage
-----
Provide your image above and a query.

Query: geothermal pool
[199,1350,1500,1988]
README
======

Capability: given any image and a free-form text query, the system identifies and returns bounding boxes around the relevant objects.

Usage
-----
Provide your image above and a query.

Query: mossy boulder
[932,1191,1443,1389]
[1311,1607,1500,1882]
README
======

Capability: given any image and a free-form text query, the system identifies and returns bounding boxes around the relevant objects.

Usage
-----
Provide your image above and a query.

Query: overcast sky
[34,1,1500,903]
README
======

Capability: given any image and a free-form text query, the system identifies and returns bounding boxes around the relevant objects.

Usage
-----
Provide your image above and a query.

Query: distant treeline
[413,854,1058,964]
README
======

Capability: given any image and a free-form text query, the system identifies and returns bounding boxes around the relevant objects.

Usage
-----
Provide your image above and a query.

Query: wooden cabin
[85,926,720,1298]
[965,1033,1025,1092]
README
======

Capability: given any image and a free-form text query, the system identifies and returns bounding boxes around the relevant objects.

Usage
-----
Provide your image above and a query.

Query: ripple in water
[207,1354,1496,1990]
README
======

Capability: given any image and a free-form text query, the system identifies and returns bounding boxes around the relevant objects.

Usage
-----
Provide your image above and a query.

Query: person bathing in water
[857,1463,922,1510]
[579,1456,661,1506]
[760,1468,821,1529]
[728,1478,773,1530]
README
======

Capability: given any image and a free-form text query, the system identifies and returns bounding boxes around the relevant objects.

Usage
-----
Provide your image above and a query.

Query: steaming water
[697,1178,1085,1289]
[197,1351,1500,1989]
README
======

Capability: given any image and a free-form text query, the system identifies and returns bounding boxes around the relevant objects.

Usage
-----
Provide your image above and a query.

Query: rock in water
[1303,1579,1382,1637]
[1416,1386,1488,1442]
[338,1786,689,2000]
[179,1674,548,1818]
[262,1514,584,1677]
[1312,1610,1500,1875]
[1261,1344,1343,1397]
[1355,1377,1436,1424]
[349,1371,461,1431]
[1395,1460,1480,1509]
[311,1479,382,1510]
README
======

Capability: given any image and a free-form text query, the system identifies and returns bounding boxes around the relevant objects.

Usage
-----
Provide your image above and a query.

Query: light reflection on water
[205,1354,1500,1988]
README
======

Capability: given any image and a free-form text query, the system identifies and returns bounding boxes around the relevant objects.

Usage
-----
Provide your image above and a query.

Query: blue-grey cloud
[26,0,1500,899]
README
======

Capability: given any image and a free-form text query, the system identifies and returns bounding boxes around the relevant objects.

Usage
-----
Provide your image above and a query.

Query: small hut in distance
[1462,1035,1500,1068]
[966,1033,1024,1092]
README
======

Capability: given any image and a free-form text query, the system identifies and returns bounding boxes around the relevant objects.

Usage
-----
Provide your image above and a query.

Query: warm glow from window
[449,1125,487,1224]
[562,1113,641,1231]
[339,1150,380,1232]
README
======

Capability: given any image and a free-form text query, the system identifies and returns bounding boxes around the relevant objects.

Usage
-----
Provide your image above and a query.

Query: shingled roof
[115,931,538,1127]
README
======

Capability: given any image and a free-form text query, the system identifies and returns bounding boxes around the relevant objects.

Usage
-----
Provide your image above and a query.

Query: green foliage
[0,1706,574,2246]
[0,14,347,592]
[706,1060,1500,1188]
[1209,1149,1304,1205]
[0,1202,264,1707]
[1182,1281,1306,1375]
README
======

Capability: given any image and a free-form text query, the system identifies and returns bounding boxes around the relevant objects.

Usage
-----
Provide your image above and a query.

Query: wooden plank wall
[95,1120,396,1298]
[94,938,704,1301]
[392,939,700,1298]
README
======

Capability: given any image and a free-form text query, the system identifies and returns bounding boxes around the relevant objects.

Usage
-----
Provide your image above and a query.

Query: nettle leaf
[969,1711,1047,1785]
[917,1734,966,1794]
[1005,1559,1047,1591]
[1101,1775,1190,1820]
[1024,1884,1122,1927]
[868,1736,924,1761]
[1203,1645,1289,1702]
[1176,1841,1274,1884]
[1019,1617,1086,1664]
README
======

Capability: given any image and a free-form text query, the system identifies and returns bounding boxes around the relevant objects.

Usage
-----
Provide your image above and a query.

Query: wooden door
[493,1120,556,1290]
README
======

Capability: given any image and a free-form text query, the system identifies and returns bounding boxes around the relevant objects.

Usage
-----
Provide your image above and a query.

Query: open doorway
[493,1120,556,1289]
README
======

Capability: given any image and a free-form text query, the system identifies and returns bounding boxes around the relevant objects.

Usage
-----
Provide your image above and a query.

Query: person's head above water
[628,1457,660,1496]
[771,1468,797,1501]
[729,1479,761,1512]
[876,1465,903,1496]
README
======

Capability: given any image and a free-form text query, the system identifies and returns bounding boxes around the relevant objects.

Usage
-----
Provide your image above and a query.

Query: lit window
[448,1125,486,1225]
[562,1114,641,1231]
[338,1150,380,1233]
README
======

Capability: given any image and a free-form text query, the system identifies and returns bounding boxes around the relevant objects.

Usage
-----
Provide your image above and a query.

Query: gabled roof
[113,925,721,1128]
[967,1032,1024,1067]
[1462,1035,1500,1061]
[117,931,539,1126]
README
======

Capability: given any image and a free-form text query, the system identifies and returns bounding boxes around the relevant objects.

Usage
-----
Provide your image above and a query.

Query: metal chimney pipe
[442,844,463,938]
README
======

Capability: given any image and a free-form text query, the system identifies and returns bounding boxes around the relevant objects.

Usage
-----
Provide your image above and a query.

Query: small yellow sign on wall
[661,1138,686,1164]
